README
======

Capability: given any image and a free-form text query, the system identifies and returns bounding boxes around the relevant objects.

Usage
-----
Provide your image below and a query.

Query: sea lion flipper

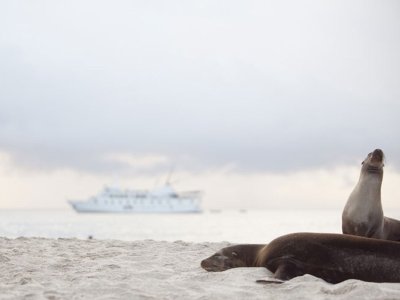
[256,277,284,284]
[384,217,400,241]
[257,261,299,284]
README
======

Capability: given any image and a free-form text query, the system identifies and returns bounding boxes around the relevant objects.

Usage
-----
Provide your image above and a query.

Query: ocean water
[0,209,344,243]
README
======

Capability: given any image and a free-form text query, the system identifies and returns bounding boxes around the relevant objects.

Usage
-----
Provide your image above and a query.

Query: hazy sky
[1,1,400,209]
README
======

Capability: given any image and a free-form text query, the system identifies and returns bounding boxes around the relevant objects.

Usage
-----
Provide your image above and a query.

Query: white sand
[1,238,400,300]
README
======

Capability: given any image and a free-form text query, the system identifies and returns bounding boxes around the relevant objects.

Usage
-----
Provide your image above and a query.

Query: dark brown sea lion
[342,149,400,241]
[201,232,400,284]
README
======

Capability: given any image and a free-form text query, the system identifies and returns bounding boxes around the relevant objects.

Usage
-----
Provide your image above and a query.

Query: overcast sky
[1,1,400,209]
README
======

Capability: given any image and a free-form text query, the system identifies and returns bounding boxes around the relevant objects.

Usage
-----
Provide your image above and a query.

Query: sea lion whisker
[366,167,382,173]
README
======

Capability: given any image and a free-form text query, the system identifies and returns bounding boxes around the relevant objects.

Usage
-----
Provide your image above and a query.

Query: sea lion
[201,232,400,284]
[342,149,400,241]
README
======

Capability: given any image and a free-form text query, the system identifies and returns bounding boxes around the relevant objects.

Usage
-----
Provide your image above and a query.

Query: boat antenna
[153,177,161,189]
[165,166,175,185]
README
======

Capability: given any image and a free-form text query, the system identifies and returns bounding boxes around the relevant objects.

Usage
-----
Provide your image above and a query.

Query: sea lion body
[342,149,400,240]
[201,232,400,284]
[261,232,400,283]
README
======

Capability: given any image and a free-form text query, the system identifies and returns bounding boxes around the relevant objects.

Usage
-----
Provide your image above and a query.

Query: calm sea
[0,209,346,243]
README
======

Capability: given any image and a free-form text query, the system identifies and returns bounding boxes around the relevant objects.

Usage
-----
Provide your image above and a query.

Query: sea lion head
[361,149,385,175]
[201,245,257,272]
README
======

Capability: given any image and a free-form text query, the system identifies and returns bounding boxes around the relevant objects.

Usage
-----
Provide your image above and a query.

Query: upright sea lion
[201,232,400,284]
[342,149,400,240]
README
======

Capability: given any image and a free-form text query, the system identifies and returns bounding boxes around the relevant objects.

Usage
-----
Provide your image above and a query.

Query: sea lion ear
[232,251,238,257]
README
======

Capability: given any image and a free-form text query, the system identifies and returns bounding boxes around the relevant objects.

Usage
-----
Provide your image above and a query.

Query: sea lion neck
[358,167,383,192]
[238,244,265,267]
[354,173,382,205]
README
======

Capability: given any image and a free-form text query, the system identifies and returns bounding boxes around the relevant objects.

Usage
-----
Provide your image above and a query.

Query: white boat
[68,184,203,213]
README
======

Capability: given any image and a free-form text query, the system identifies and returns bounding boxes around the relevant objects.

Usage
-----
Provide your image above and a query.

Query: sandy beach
[1,237,400,299]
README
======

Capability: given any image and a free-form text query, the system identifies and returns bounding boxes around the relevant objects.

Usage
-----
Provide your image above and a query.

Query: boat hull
[68,199,202,213]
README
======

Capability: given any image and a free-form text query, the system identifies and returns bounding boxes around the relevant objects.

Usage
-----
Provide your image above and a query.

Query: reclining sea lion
[201,232,400,284]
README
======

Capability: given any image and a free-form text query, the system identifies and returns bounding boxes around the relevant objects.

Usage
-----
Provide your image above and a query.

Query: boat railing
[178,191,203,198]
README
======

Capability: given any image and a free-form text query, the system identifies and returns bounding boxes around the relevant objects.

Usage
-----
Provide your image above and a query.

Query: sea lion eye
[232,251,238,257]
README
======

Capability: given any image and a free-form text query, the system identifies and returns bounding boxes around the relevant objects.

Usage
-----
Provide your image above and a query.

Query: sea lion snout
[201,253,230,272]
[201,246,253,271]
[363,149,384,171]
[371,149,384,162]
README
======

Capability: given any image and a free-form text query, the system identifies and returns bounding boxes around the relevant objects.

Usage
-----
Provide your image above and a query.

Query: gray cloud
[1,1,400,174]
